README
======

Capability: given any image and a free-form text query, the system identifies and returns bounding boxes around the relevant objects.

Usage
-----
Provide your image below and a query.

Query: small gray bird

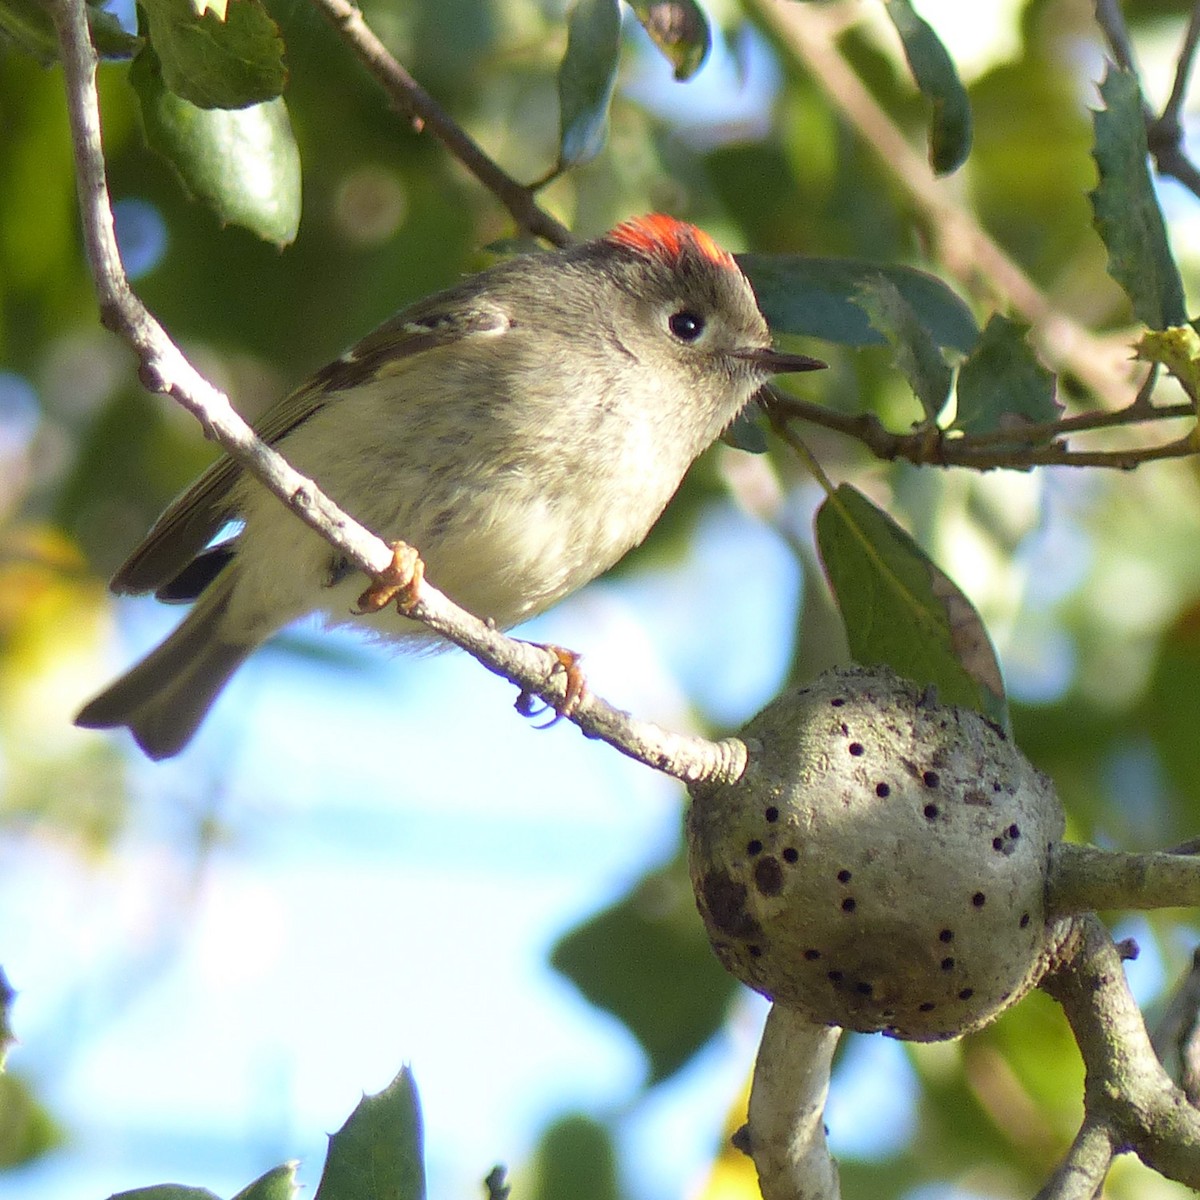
[76,215,825,758]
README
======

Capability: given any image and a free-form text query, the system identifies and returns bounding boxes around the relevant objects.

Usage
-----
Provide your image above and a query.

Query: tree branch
[1046,844,1200,917]
[746,1005,841,1200]
[1040,915,1200,1189]
[308,0,573,247]
[50,0,744,789]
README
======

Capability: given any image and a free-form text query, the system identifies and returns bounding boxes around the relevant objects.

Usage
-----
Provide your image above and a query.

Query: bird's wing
[110,297,511,595]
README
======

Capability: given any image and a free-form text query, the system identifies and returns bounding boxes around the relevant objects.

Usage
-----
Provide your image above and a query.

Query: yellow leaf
[191,0,228,20]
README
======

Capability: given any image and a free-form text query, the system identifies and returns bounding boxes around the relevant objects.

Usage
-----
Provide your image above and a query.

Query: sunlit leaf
[628,0,709,80]
[738,255,977,352]
[884,0,972,174]
[0,0,138,63]
[551,855,737,1083]
[953,315,1061,439]
[130,43,301,246]
[816,484,1008,729]
[1090,67,1186,330]
[138,0,286,109]
[853,276,953,421]
[232,1164,299,1200]
[558,0,622,167]
[314,1066,425,1200]
[107,1187,221,1200]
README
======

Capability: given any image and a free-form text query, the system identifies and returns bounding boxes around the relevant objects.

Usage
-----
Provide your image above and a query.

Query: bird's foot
[515,644,587,727]
[354,541,425,615]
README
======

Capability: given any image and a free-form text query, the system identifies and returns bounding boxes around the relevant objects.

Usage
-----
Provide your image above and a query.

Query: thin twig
[49,0,744,789]
[743,0,1139,411]
[309,0,573,247]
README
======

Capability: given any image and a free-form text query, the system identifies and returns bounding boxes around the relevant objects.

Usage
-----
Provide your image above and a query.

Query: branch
[309,0,573,247]
[1046,843,1200,917]
[50,0,744,789]
[740,0,1139,412]
[746,1005,841,1200]
[1033,1118,1114,1200]
[1040,915,1200,1189]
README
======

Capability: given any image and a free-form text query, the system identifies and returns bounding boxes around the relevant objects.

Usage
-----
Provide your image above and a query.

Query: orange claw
[514,643,587,727]
[354,541,425,615]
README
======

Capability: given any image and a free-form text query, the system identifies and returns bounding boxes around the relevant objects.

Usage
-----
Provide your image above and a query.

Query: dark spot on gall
[747,839,763,856]
[748,945,763,958]
[876,782,890,797]
[841,897,857,913]
[918,1001,935,1012]
[804,948,821,961]
[837,869,852,883]
[754,856,784,897]
[923,770,940,788]
[848,742,865,756]
[828,970,844,983]
[765,806,779,823]
[1008,824,1020,838]
[939,929,954,942]
[958,988,975,1001]
[992,837,1004,850]
[831,697,845,707]
[700,872,762,940]
[923,804,940,820]
[1019,913,1030,928]
[972,892,986,908]
[941,957,955,971]
[855,981,874,996]
[782,847,799,864]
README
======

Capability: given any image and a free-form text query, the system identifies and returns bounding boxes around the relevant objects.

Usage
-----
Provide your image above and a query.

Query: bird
[75,214,825,759]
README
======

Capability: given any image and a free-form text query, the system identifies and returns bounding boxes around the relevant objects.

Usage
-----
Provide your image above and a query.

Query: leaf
[530,1115,619,1200]
[557,0,622,168]
[107,1188,222,1200]
[232,1164,299,1200]
[0,0,139,64]
[953,315,1061,439]
[551,855,738,1083]
[738,254,977,352]
[138,0,286,109]
[884,0,972,174]
[720,407,769,453]
[130,43,301,246]
[1090,67,1186,331]
[314,1066,425,1200]
[627,0,709,80]
[815,484,1008,729]
[853,276,953,421]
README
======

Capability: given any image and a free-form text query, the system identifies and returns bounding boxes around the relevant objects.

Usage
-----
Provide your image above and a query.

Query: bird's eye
[668,310,706,342]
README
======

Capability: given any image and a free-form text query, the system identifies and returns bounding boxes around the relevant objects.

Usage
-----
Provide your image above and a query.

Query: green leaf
[0,0,139,64]
[558,0,622,168]
[883,0,972,174]
[815,484,1008,729]
[107,1188,221,1200]
[232,1164,299,1200]
[953,315,1061,439]
[853,276,953,420]
[130,42,301,246]
[1090,67,1186,330]
[314,1066,425,1200]
[551,854,737,1083]
[138,0,286,109]
[627,0,710,80]
[738,254,977,352]
[530,1115,619,1200]
[720,407,769,453]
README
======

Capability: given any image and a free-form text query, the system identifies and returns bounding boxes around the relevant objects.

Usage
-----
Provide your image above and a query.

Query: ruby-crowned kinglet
[76,214,825,759]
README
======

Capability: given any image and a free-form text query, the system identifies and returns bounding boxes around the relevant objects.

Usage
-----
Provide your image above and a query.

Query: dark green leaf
[884,0,972,174]
[853,276,953,420]
[232,1164,299,1200]
[720,407,769,453]
[1090,67,1186,330]
[314,1066,425,1200]
[530,1115,619,1200]
[551,855,737,1083]
[130,43,301,246]
[138,0,286,109]
[816,484,1008,729]
[627,0,709,80]
[558,0,622,167]
[953,314,1061,439]
[738,254,977,352]
[0,0,138,64]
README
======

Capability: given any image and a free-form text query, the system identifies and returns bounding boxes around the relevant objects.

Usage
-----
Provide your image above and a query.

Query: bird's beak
[736,346,827,375]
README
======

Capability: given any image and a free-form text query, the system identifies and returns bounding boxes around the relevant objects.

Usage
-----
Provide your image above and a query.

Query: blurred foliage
[2,0,1200,1196]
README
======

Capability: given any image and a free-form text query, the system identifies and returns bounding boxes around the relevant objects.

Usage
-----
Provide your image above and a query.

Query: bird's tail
[76,572,255,760]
